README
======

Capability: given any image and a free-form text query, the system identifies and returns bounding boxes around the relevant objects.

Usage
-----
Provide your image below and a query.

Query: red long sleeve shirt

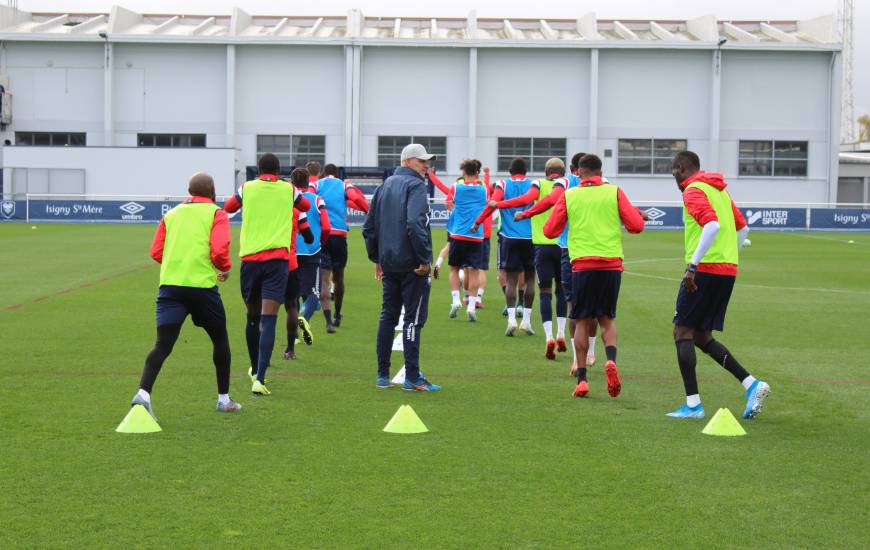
[679,171,747,276]
[222,175,311,263]
[474,174,529,226]
[150,196,231,273]
[543,177,645,272]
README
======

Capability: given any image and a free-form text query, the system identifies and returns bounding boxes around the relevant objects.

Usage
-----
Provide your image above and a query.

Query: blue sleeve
[406,181,433,265]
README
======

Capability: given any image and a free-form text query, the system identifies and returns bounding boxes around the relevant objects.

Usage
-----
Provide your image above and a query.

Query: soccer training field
[1,223,868,548]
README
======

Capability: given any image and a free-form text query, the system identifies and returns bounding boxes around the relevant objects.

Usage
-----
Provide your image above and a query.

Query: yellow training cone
[116,405,162,434]
[383,405,428,434]
[702,408,746,437]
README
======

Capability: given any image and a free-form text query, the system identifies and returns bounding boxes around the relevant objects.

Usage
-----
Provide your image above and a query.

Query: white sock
[435,257,443,268]
[556,317,567,339]
[686,394,701,408]
[477,288,485,298]
[136,389,150,402]
[458,269,465,282]
[571,338,577,361]
[451,290,461,306]
[467,296,477,313]
[522,308,532,324]
[218,394,230,405]
[588,336,596,355]
[741,375,757,390]
[507,307,517,320]
[543,321,553,340]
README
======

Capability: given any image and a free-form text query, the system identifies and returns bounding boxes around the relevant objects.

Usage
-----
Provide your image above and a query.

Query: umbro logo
[119,202,146,215]
[645,207,666,221]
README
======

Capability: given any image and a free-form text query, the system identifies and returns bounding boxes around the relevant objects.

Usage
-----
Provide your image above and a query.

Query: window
[137,134,206,148]
[256,135,325,167]
[15,132,86,147]
[378,136,446,171]
[618,139,686,175]
[739,140,808,177]
[497,138,566,173]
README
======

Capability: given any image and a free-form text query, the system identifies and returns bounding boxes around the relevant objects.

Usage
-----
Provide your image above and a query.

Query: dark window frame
[15,131,87,147]
[137,133,206,148]
[738,140,808,178]
[378,135,447,172]
[617,138,687,175]
[497,137,566,174]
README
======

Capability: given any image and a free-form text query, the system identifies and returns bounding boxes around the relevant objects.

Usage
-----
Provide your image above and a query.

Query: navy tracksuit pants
[376,271,431,381]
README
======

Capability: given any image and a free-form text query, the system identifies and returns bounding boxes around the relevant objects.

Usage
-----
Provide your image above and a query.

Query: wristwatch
[686,264,697,273]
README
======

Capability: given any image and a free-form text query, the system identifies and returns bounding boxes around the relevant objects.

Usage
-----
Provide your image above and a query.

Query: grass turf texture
[1,224,869,548]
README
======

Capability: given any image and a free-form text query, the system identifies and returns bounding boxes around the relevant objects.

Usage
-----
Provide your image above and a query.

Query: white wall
[2,146,236,197]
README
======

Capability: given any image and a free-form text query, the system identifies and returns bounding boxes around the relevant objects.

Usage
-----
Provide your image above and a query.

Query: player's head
[188,171,216,201]
[544,158,566,179]
[460,159,482,178]
[672,150,701,187]
[305,161,321,178]
[577,154,602,179]
[290,168,309,190]
[509,158,527,176]
[322,163,339,177]
[570,152,586,175]
[257,153,280,177]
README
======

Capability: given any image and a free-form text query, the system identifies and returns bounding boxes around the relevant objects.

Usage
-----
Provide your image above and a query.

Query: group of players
[130,145,770,423]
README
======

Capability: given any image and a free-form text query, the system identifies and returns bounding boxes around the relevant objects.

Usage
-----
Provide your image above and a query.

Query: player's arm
[542,194,568,239]
[496,184,540,210]
[730,197,750,250]
[407,182,433,273]
[318,198,331,246]
[293,188,311,212]
[149,219,167,263]
[445,185,455,211]
[428,169,451,196]
[520,184,563,219]
[223,194,241,213]
[345,184,370,213]
[616,188,646,234]
[362,186,381,263]
[297,210,315,244]
[210,209,232,278]
[474,185,504,227]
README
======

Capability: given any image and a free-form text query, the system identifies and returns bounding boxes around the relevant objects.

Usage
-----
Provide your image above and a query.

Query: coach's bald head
[188,172,216,201]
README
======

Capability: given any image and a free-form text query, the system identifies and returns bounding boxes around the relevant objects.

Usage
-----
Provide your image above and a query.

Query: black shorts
[448,239,484,269]
[285,268,301,302]
[496,235,506,270]
[480,238,491,271]
[240,259,289,304]
[534,244,563,289]
[298,254,322,299]
[673,272,736,332]
[570,270,622,320]
[321,235,348,271]
[560,249,572,301]
[501,238,535,273]
[156,285,226,328]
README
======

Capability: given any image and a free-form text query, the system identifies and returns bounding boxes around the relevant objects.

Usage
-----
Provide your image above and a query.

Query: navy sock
[324,309,333,326]
[605,345,617,362]
[575,367,588,382]
[540,292,553,323]
[256,315,277,384]
[245,316,260,373]
[555,288,567,317]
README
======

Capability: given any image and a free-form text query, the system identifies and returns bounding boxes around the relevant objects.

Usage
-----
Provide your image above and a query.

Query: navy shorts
[298,254,322,299]
[534,244,563,290]
[501,238,535,273]
[156,285,226,328]
[240,259,289,304]
[496,235,506,270]
[570,270,622,320]
[321,235,349,271]
[285,268,301,302]
[449,239,484,269]
[480,238,491,271]
[673,272,736,332]
[560,249,572,301]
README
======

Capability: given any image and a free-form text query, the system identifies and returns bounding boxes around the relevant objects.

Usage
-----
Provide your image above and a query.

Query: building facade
[0,6,843,204]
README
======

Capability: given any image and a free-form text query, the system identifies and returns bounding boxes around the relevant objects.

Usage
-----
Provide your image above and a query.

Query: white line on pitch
[624,270,870,297]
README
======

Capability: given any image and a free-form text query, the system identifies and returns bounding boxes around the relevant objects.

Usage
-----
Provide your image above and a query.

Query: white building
[0,5,845,204]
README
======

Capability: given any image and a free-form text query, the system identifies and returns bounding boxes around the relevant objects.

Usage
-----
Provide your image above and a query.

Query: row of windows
[10,132,810,177]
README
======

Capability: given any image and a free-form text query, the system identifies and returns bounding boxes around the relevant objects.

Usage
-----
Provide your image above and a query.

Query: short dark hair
[673,150,700,171]
[290,168,309,189]
[460,159,482,177]
[188,172,215,199]
[578,154,602,173]
[322,163,339,177]
[305,161,321,177]
[570,152,586,170]
[509,158,527,176]
[258,153,280,176]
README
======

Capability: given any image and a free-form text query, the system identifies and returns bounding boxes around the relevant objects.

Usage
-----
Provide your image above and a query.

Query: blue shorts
[501,237,535,273]
[534,244,563,290]
[240,259,289,304]
[298,254,322,299]
[560,249,572,301]
[673,272,735,332]
[156,285,226,328]
[570,270,621,320]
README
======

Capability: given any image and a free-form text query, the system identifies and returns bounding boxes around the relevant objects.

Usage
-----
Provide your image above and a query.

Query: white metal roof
[0,6,840,50]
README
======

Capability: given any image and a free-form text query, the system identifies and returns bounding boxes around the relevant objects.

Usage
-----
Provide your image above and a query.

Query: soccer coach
[363,144,441,392]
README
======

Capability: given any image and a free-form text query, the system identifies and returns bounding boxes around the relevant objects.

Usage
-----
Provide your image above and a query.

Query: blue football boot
[742,380,771,419]
[666,403,706,419]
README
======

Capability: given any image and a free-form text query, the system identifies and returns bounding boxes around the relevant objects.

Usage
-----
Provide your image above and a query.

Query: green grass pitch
[1,224,869,548]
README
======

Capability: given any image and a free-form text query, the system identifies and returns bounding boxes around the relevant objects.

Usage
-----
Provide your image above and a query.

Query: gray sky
[16,0,870,136]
